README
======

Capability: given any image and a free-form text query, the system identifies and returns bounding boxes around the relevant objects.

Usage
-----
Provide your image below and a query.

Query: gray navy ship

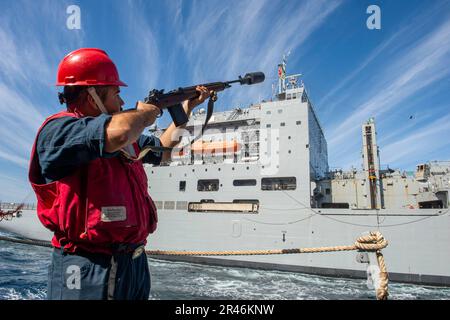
[1,59,449,287]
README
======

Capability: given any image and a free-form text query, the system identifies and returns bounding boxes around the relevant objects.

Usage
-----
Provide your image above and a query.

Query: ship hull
[1,207,449,286]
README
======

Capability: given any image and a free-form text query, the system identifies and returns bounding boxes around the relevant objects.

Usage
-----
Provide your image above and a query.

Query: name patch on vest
[101,207,127,222]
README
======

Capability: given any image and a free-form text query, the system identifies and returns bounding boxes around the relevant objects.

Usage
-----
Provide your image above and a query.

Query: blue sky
[0,0,449,202]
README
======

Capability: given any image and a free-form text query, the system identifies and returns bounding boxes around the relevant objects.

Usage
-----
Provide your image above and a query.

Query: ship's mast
[277,52,303,99]
[277,53,287,95]
[362,118,383,209]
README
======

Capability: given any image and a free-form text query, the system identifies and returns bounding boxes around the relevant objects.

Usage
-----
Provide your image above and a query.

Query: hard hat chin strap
[86,87,137,158]
[87,87,109,114]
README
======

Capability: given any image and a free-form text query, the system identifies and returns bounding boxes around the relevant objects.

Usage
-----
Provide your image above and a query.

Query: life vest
[28,111,158,255]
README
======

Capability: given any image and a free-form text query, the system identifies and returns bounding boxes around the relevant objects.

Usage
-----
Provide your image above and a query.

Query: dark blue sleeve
[138,134,163,165]
[37,114,119,183]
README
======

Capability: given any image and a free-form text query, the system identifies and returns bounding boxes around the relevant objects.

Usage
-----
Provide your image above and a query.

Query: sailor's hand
[186,86,212,112]
[136,101,162,125]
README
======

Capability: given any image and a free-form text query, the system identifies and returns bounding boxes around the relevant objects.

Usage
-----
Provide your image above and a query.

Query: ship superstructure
[315,120,449,210]
[148,70,328,215]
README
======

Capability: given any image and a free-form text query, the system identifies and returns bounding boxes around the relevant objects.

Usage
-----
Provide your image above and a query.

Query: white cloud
[327,18,450,149]
[0,83,46,161]
[121,0,160,91]
[166,0,342,109]
[381,114,450,164]
[0,80,47,175]
[0,0,84,200]
[317,28,405,115]
[318,3,448,116]
[0,172,34,202]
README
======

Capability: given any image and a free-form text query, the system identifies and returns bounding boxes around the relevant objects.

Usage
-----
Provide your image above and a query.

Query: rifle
[144,72,265,128]
[120,72,265,161]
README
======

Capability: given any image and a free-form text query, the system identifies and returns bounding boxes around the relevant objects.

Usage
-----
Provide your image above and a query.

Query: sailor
[28,48,209,300]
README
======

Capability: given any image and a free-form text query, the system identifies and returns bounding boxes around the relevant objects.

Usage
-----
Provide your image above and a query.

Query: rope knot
[355,231,388,251]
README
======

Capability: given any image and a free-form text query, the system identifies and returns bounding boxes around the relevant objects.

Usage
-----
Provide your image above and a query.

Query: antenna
[284,50,291,62]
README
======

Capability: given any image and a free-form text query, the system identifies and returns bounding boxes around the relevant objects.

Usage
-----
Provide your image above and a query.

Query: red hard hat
[56,48,127,86]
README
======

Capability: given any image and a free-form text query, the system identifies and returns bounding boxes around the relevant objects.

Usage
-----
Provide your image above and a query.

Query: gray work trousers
[47,246,150,300]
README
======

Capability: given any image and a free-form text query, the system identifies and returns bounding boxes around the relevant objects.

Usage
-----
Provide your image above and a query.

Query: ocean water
[1,232,450,300]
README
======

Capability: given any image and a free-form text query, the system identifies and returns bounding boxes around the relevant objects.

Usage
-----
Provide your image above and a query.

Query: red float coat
[28,111,158,255]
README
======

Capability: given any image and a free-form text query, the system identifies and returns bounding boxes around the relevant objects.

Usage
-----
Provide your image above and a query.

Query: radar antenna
[277,51,303,98]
